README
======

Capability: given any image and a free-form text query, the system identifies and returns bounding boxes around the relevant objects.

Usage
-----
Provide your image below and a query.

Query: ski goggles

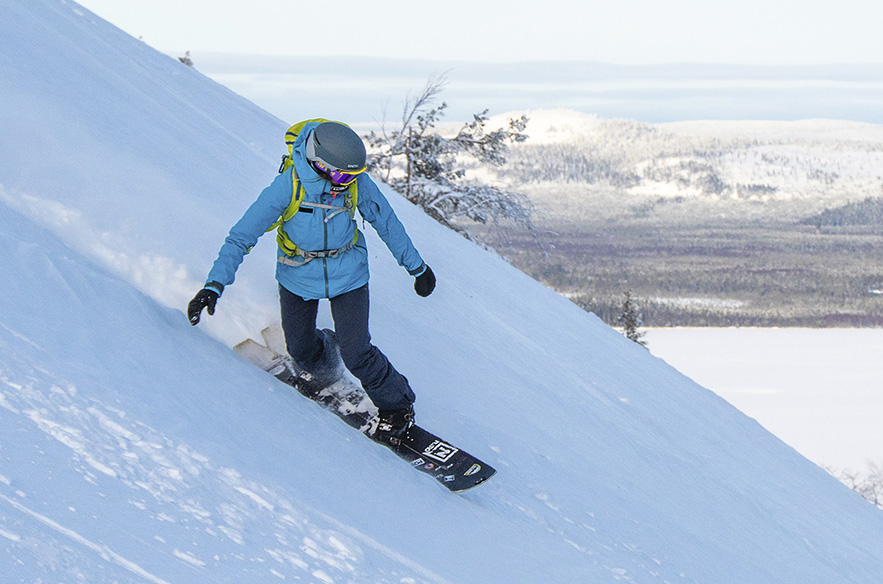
[311,160,364,186]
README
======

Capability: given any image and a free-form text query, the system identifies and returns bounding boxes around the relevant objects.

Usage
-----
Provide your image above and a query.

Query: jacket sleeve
[205,172,292,291]
[356,175,425,274]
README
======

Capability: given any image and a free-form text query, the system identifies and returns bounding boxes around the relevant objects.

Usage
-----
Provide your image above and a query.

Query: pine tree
[364,73,534,237]
[617,290,647,348]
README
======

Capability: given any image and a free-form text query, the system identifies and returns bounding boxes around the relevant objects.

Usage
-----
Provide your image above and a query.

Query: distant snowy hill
[494,110,883,218]
[3,1,883,583]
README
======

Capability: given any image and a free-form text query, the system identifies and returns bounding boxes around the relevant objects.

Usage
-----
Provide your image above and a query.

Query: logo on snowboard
[464,464,482,476]
[423,440,459,463]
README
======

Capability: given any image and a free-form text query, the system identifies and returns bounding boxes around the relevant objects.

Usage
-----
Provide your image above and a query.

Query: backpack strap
[265,169,306,256]
[276,233,359,266]
[268,168,360,261]
[300,201,350,222]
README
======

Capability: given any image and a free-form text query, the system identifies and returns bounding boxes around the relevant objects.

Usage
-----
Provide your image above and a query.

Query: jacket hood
[290,123,330,196]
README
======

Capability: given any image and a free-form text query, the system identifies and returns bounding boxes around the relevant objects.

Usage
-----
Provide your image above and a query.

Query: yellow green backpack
[269,119,359,260]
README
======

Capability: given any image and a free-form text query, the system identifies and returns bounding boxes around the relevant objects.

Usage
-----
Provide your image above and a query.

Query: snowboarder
[188,120,436,442]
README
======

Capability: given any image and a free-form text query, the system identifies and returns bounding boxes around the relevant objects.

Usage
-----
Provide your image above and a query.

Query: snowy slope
[3,1,883,583]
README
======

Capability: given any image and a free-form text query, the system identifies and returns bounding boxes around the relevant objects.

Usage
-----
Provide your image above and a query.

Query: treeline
[493,119,883,207]
[471,213,883,328]
[802,196,883,227]
[573,295,883,328]
[462,116,883,328]
[500,138,789,199]
[504,143,641,187]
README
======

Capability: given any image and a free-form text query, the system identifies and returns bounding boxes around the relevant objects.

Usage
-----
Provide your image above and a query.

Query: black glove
[188,282,223,325]
[414,265,436,297]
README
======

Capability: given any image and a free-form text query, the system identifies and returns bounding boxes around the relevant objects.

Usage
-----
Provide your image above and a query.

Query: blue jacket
[206,123,425,300]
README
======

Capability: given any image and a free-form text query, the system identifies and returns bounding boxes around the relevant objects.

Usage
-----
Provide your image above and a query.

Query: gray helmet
[305,122,367,172]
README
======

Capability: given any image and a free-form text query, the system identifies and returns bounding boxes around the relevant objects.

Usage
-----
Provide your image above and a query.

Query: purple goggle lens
[312,161,361,185]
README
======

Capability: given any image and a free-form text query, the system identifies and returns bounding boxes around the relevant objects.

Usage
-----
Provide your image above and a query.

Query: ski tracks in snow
[0,491,171,584]
[0,363,443,583]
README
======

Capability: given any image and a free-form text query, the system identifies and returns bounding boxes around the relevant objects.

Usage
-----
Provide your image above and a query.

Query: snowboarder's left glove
[188,282,223,325]
[414,265,436,297]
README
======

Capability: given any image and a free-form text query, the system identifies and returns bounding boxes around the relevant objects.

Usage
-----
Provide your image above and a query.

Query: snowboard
[234,326,496,493]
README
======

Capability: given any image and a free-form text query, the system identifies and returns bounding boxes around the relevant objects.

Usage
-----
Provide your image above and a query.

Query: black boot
[286,329,345,397]
[373,404,415,444]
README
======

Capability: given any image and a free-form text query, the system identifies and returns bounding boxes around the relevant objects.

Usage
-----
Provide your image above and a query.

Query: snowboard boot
[286,329,345,398]
[372,404,415,445]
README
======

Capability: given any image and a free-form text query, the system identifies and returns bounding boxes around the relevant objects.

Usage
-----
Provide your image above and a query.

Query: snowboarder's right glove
[188,282,223,325]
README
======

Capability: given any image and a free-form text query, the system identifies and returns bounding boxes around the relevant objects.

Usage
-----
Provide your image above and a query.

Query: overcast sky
[76,0,882,65]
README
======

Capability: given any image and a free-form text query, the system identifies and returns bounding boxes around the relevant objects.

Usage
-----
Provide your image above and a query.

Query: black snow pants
[279,283,416,410]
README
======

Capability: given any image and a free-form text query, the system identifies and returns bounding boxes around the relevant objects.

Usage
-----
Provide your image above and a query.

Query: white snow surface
[2,1,883,583]
[645,328,883,472]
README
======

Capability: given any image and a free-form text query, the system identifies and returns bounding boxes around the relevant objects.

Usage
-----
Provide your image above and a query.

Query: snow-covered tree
[365,73,533,236]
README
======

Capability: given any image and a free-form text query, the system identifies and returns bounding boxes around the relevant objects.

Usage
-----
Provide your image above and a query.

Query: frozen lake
[193,54,883,126]
[645,327,883,472]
